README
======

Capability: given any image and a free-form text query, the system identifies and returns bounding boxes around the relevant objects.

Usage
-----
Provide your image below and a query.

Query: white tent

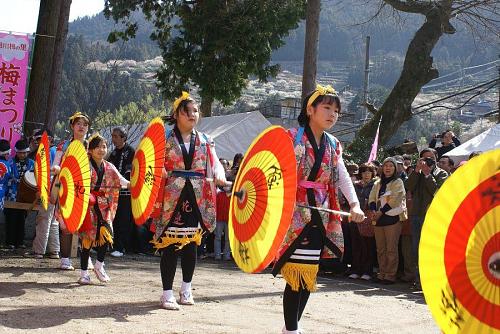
[104,111,272,161]
[445,124,500,163]
[196,111,272,161]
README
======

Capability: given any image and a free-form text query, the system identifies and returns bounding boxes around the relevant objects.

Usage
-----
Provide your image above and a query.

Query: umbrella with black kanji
[420,149,500,334]
[228,126,297,273]
[57,140,91,233]
[130,117,166,225]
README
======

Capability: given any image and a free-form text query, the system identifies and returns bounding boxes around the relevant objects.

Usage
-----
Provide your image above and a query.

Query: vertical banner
[367,117,382,163]
[0,32,30,151]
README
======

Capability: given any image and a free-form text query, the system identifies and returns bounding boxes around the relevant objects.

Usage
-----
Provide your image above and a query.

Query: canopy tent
[196,111,272,161]
[103,111,273,162]
[445,124,500,163]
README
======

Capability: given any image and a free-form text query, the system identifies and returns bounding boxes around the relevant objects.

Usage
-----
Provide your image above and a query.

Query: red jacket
[216,191,230,222]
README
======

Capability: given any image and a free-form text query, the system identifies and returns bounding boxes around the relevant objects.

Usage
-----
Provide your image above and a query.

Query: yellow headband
[87,132,102,143]
[69,111,90,124]
[307,84,338,108]
[173,91,191,112]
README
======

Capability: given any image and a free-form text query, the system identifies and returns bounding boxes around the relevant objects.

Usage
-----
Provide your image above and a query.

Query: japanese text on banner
[0,32,30,152]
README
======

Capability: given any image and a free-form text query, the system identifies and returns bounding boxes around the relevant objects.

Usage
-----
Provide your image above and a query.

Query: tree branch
[383,0,434,14]
[364,101,379,115]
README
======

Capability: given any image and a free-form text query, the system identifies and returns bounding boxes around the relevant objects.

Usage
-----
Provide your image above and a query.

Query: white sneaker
[179,290,195,305]
[78,273,91,285]
[60,258,74,271]
[348,273,360,279]
[88,259,94,270]
[361,274,372,281]
[282,327,299,334]
[160,295,180,310]
[110,250,124,257]
[93,261,110,282]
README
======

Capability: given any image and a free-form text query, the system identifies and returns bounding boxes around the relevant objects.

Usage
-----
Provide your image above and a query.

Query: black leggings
[80,244,107,270]
[283,284,311,331]
[160,242,197,290]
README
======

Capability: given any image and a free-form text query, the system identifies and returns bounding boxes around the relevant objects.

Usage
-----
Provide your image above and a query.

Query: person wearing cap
[52,111,91,270]
[26,129,60,259]
[405,148,447,290]
[28,129,56,162]
[394,155,408,181]
[402,154,412,171]
[151,92,226,311]
[4,139,35,249]
[108,126,135,257]
[272,85,364,334]
[0,139,12,212]
[368,157,407,285]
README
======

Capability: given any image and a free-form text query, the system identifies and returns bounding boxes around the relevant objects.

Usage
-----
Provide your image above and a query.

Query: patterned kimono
[151,127,218,250]
[272,126,344,292]
[79,159,122,249]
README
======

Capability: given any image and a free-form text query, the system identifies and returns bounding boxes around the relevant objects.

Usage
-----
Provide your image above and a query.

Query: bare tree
[45,0,72,131]
[351,0,500,153]
[302,0,321,100]
[25,0,62,136]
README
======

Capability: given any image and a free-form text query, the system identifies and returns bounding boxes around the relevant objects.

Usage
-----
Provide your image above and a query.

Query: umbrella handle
[297,204,352,217]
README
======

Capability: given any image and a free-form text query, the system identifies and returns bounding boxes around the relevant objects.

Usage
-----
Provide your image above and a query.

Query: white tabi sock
[80,269,89,277]
[162,290,174,301]
[181,281,191,293]
[95,260,104,269]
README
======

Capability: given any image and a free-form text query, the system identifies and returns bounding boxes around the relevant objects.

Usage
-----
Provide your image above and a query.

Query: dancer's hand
[349,203,365,223]
[51,166,61,175]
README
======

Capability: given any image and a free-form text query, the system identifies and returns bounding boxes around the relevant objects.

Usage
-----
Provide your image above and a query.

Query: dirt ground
[0,249,439,334]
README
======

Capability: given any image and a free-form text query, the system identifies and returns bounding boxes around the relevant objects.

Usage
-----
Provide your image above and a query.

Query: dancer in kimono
[52,112,91,270]
[272,85,365,334]
[77,134,130,284]
[151,92,226,310]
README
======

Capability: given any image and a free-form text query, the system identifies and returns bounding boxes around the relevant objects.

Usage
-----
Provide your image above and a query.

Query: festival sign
[0,32,30,151]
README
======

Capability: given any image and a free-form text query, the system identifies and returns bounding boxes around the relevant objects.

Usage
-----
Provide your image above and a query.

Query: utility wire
[412,78,499,111]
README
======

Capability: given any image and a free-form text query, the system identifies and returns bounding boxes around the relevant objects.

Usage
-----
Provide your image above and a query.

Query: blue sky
[0,0,104,34]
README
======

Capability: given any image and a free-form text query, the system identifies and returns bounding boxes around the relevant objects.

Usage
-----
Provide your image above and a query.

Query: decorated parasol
[130,117,166,225]
[57,140,91,233]
[420,149,500,334]
[229,126,297,273]
[34,131,50,210]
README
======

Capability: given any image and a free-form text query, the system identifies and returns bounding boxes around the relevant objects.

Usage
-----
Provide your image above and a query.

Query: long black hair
[297,91,342,127]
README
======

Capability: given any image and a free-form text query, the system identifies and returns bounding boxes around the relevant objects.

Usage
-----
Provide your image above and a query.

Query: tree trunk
[351,8,454,154]
[24,0,61,136]
[45,0,72,132]
[200,96,214,117]
[301,0,321,101]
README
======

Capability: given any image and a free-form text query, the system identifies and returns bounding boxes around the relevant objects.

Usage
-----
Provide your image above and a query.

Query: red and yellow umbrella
[420,149,500,334]
[34,131,50,210]
[130,117,166,225]
[57,140,91,233]
[229,126,297,273]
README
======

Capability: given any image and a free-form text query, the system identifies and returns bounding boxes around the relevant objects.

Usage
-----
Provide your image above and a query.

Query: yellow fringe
[281,262,319,292]
[81,237,93,250]
[81,226,113,249]
[151,229,203,251]
[95,226,113,247]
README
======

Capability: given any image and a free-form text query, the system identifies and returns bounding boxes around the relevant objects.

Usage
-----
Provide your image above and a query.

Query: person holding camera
[429,130,461,159]
[405,148,447,289]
